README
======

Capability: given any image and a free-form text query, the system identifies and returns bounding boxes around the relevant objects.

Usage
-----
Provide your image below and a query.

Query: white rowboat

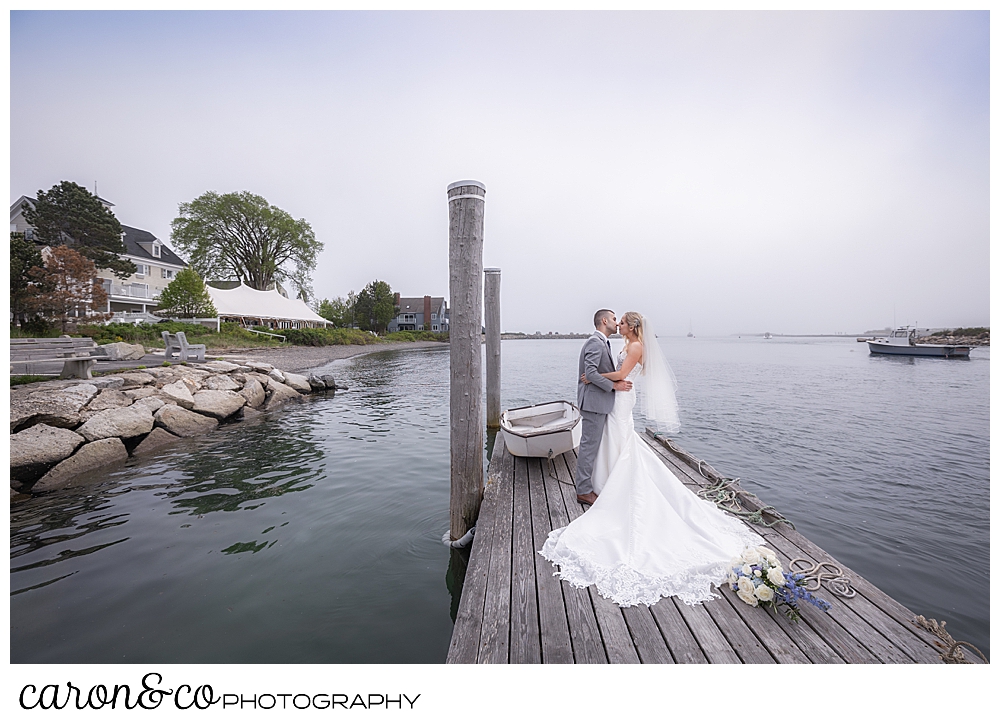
[500,400,583,458]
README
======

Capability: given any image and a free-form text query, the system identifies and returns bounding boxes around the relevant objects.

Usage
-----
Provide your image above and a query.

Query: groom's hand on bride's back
[613,380,632,391]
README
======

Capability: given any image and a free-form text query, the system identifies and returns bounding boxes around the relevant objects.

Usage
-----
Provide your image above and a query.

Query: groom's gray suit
[575,331,616,496]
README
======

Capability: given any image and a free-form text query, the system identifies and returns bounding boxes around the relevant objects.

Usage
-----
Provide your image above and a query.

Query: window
[136,264,149,277]
[431,313,437,321]
[432,325,439,331]
[161,268,175,280]
[152,244,161,258]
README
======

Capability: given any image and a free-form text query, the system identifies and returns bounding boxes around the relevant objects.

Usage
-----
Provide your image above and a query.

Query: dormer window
[152,244,161,258]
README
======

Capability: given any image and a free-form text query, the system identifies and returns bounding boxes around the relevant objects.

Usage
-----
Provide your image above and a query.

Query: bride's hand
[580,373,590,384]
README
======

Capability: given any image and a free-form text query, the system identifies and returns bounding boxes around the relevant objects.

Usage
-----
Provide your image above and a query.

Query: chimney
[394,292,400,305]
[423,295,431,330]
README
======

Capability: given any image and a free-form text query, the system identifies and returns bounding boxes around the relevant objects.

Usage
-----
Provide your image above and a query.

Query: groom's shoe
[577,492,598,506]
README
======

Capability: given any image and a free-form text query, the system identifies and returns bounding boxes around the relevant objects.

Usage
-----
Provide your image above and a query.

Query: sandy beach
[216,340,448,373]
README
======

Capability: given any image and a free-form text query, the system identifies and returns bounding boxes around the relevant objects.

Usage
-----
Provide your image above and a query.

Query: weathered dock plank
[540,453,606,663]
[527,458,573,663]
[448,431,952,664]
[510,455,541,663]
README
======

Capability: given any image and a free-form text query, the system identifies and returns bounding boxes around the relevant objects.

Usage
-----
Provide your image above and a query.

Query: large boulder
[192,390,246,420]
[10,384,98,432]
[202,361,242,374]
[204,375,242,392]
[131,427,181,456]
[124,387,160,401]
[159,380,195,409]
[132,396,166,413]
[264,379,302,409]
[82,389,132,414]
[96,342,146,361]
[11,424,86,480]
[307,373,326,392]
[319,373,338,389]
[283,372,312,394]
[91,376,125,390]
[268,368,286,384]
[154,405,219,437]
[76,404,155,442]
[32,438,129,492]
[117,372,156,388]
[247,362,273,373]
[239,378,266,408]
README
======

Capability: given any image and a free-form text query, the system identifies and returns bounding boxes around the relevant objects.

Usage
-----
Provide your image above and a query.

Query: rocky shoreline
[10,357,340,502]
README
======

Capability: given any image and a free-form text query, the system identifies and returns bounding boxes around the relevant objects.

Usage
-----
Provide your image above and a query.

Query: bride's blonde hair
[621,311,644,344]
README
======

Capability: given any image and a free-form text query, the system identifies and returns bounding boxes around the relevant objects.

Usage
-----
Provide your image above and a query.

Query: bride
[539,311,762,607]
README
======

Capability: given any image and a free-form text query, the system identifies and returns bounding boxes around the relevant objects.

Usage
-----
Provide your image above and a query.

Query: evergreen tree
[155,267,218,318]
[23,181,136,279]
[10,232,43,326]
[354,280,396,333]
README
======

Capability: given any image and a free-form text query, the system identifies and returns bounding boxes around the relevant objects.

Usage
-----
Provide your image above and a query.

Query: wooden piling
[448,180,486,540]
[484,267,501,429]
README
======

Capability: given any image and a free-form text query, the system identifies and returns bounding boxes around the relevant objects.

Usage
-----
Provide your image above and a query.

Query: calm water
[10,337,990,662]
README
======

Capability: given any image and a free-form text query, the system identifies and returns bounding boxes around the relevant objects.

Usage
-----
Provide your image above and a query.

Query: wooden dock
[446,432,950,664]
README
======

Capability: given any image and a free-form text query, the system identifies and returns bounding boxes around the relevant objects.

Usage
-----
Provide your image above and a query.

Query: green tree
[22,181,135,280]
[317,293,357,328]
[170,191,322,301]
[354,280,396,333]
[155,268,218,318]
[29,246,111,332]
[11,232,43,326]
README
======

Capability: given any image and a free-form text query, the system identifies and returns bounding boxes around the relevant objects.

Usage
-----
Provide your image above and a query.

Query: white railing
[244,328,286,341]
[104,282,154,300]
[110,312,163,324]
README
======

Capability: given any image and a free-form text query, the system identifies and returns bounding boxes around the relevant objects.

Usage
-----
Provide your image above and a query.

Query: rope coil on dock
[788,558,856,598]
[912,615,989,664]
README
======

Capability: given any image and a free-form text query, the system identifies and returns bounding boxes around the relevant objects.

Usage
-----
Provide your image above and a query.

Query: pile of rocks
[10,359,340,500]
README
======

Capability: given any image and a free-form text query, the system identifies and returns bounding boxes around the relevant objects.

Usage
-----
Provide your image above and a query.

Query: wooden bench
[162,331,206,362]
[10,337,109,379]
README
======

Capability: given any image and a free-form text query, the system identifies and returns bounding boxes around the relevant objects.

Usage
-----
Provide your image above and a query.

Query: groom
[575,309,632,506]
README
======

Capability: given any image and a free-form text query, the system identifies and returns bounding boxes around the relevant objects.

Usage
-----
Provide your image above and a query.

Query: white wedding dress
[540,348,763,607]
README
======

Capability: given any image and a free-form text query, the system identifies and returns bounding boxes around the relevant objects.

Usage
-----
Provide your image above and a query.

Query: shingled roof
[121,225,187,266]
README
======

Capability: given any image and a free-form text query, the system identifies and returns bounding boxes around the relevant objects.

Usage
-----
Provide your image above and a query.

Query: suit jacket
[577,332,616,414]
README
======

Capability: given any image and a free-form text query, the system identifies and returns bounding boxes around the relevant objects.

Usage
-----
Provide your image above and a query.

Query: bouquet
[729,546,831,621]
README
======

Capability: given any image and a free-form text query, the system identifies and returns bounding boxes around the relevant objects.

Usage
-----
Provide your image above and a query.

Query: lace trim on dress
[539,524,763,607]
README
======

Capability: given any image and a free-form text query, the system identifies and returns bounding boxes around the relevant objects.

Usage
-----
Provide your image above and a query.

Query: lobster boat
[866,326,970,358]
[500,400,583,458]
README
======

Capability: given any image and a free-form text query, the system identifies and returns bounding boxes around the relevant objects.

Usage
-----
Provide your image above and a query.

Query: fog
[10,10,989,335]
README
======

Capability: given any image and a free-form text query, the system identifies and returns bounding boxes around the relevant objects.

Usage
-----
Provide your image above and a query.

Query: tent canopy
[206,283,328,325]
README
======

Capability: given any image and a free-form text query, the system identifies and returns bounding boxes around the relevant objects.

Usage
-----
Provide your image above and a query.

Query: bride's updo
[621,311,644,344]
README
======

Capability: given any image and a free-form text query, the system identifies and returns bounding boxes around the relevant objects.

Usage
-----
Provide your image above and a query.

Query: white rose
[742,548,761,565]
[767,567,786,586]
[757,546,776,559]
[738,589,759,607]
[742,564,754,576]
[755,584,774,602]
[765,553,779,566]
[737,577,755,596]
[728,571,738,585]
[730,556,743,569]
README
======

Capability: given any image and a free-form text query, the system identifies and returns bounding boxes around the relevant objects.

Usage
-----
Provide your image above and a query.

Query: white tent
[206,283,328,327]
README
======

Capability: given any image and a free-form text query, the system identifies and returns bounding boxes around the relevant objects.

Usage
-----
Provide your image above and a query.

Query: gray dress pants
[575,410,607,495]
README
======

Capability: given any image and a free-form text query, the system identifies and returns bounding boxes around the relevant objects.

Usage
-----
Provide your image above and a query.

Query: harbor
[446,431,964,664]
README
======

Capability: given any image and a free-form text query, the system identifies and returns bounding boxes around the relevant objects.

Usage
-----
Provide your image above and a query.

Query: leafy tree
[170,191,322,301]
[354,280,396,334]
[11,232,43,326]
[22,181,136,280]
[317,292,357,328]
[29,246,111,332]
[155,267,218,318]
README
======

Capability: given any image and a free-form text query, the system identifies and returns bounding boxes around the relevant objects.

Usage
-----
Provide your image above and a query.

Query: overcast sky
[10,10,989,335]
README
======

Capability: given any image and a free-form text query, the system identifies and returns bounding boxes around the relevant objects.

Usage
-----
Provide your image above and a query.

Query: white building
[11,195,187,323]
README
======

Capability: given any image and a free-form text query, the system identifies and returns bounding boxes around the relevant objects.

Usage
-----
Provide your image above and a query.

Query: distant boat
[687,332,694,338]
[866,326,970,358]
[501,401,582,458]
[763,332,773,339]
[687,319,694,338]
